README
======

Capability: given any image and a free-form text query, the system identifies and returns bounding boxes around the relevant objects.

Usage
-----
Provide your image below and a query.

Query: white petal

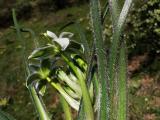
[46,31,58,39]
[59,32,74,38]
[55,38,70,50]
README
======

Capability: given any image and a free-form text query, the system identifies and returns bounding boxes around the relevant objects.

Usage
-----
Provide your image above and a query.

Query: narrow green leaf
[117,41,127,120]
[12,9,29,76]
[71,54,87,72]
[86,47,96,86]
[0,110,16,120]
[59,95,72,120]
[108,0,132,119]
[102,1,109,24]
[117,0,133,31]
[12,9,21,43]
[77,46,95,120]
[108,0,120,29]
[111,1,132,90]
[90,0,109,119]
[92,72,99,97]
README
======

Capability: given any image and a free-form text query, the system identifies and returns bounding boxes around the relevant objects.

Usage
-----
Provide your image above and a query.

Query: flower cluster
[27,31,93,110]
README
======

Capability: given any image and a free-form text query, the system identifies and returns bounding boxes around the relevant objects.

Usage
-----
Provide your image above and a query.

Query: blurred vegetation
[0,0,88,28]
[126,0,160,75]
[0,0,159,120]
[127,0,160,55]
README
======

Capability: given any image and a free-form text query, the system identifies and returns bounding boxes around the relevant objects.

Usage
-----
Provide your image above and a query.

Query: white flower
[46,31,74,51]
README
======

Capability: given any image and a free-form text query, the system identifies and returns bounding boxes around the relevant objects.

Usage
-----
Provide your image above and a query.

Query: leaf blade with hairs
[108,0,132,119]
[117,41,127,120]
[90,0,109,119]
[108,0,120,29]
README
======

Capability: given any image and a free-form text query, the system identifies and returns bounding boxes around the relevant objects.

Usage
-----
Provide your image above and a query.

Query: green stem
[59,95,72,120]
[28,84,50,120]
[12,9,29,76]
[61,54,94,120]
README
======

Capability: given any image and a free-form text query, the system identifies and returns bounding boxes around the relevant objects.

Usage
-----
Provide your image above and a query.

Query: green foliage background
[127,0,160,54]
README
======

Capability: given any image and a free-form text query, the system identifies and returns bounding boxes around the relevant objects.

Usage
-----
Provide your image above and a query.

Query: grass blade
[59,95,72,120]
[108,0,132,119]
[117,0,133,31]
[90,0,109,119]
[12,9,21,43]
[102,1,109,24]
[117,41,127,120]
[108,0,120,29]
[12,8,29,76]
